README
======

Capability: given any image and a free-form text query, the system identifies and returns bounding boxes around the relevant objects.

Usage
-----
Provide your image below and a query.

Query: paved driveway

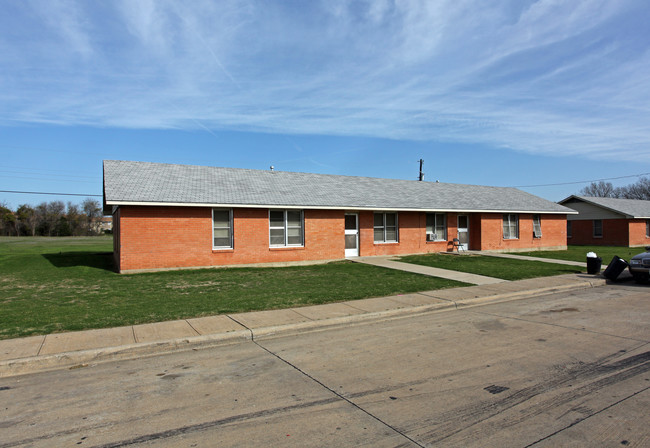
[1,284,648,447]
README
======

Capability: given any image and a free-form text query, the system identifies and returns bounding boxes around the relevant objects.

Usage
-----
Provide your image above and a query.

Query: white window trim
[374,212,399,243]
[646,219,649,238]
[503,214,519,240]
[269,210,304,247]
[426,213,447,241]
[212,208,233,249]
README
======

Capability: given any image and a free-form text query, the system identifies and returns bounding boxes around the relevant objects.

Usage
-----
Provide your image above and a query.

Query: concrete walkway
[0,272,607,378]
[352,256,506,285]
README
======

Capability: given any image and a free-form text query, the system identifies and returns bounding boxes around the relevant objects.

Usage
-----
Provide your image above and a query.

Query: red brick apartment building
[560,196,650,247]
[103,160,575,273]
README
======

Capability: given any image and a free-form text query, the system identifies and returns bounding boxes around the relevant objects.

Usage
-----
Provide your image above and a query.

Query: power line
[512,172,650,188]
[0,190,102,197]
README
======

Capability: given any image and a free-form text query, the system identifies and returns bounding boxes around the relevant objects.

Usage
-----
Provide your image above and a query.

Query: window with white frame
[269,210,304,247]
[212,208,233,249]
[503,214,519,239]
[533,215,542,238]
[426,213,447,241]
[593,219,603,238]
[374,212,398,243]
[646,219,649,238]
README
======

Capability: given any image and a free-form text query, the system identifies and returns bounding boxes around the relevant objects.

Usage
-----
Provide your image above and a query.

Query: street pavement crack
[226,315,254,340]
[35,334,46,356]
[184,319,200,336]
[524,386,650,447]
[252,339,426,448]
[417,291,459,309]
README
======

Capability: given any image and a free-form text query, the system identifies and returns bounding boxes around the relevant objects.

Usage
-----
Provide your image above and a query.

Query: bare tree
[46,201,65,236]
[66,202,84,236]
[580,181,616,197]
[618,176,650,200]
[82,198,102,235]
[1,200,108,237]
[579,177,650,200]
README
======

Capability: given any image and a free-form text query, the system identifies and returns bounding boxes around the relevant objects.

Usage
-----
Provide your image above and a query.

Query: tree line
[0,198,105,237]
[579,176,650,200]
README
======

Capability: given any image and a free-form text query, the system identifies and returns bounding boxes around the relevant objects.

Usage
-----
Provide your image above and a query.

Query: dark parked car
[628,246,650,283]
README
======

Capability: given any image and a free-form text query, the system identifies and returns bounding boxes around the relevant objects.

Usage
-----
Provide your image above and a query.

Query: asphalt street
[1,283,648,447]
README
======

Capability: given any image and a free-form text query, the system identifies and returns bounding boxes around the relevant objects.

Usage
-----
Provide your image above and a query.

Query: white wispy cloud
[0,0,648,161]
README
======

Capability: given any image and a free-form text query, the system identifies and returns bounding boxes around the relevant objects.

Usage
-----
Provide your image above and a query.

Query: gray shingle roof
[103,160,574,214]
[560,195,650,218]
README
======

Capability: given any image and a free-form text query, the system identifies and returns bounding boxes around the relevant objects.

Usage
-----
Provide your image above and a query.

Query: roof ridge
[103,160,574,214]
[103,159,520,191]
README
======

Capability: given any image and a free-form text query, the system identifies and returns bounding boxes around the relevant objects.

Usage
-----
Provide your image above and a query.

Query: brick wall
[116,206,344,272]
[115,206,569,272]
[569,218,630,246]
[358,211,451,256]
[628,219,650,247]
[112,207,120,267]
[477,213,567,251]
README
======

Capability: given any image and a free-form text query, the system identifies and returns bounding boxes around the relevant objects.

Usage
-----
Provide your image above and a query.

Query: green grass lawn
[0,236,467,340]
[508,245,644,263]
[398,253,583,281]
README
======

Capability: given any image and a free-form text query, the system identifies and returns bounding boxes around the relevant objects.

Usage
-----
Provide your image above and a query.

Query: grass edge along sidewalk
[398,253,583,281]
[0,237,468,340]
[504,245,644,264]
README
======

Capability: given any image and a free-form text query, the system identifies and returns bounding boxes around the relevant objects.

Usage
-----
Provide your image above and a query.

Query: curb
[0,279,603,378]
[0,330,251,378]
[454,279,606,308]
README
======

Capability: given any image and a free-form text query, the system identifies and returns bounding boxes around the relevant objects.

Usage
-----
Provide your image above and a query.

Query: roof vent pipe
[270,165,274,172]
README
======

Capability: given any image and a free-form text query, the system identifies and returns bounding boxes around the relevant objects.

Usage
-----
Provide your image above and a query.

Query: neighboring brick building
[104,160,575,273]
[559,196,650,247]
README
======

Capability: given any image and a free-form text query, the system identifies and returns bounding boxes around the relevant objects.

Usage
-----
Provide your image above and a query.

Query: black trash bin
[603,256,628,281]
[586,256,602,274]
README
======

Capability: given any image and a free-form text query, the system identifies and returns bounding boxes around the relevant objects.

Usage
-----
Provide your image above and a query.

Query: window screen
[213,209,233,248]
[270,210,304,246]
[503,214,519,239]
[593,220,603,238]
[374,213,398,243]
[533,215,542,238]
[426,213,447,241]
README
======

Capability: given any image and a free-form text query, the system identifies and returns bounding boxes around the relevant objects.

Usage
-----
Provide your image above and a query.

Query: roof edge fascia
[559,195,635,218]
[105,200,577,215]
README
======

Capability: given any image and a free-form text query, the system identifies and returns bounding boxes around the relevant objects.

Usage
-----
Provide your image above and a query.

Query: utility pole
[418,159,424,181]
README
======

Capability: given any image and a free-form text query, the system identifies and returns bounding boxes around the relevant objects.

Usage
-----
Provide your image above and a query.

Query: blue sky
[1,0,650,210]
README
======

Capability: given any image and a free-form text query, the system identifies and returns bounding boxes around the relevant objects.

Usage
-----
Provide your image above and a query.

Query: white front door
[457,215,469,251]
[345,213,359,257]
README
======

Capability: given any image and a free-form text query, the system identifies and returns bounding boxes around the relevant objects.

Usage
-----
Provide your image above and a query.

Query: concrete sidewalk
[0,273,606,378]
